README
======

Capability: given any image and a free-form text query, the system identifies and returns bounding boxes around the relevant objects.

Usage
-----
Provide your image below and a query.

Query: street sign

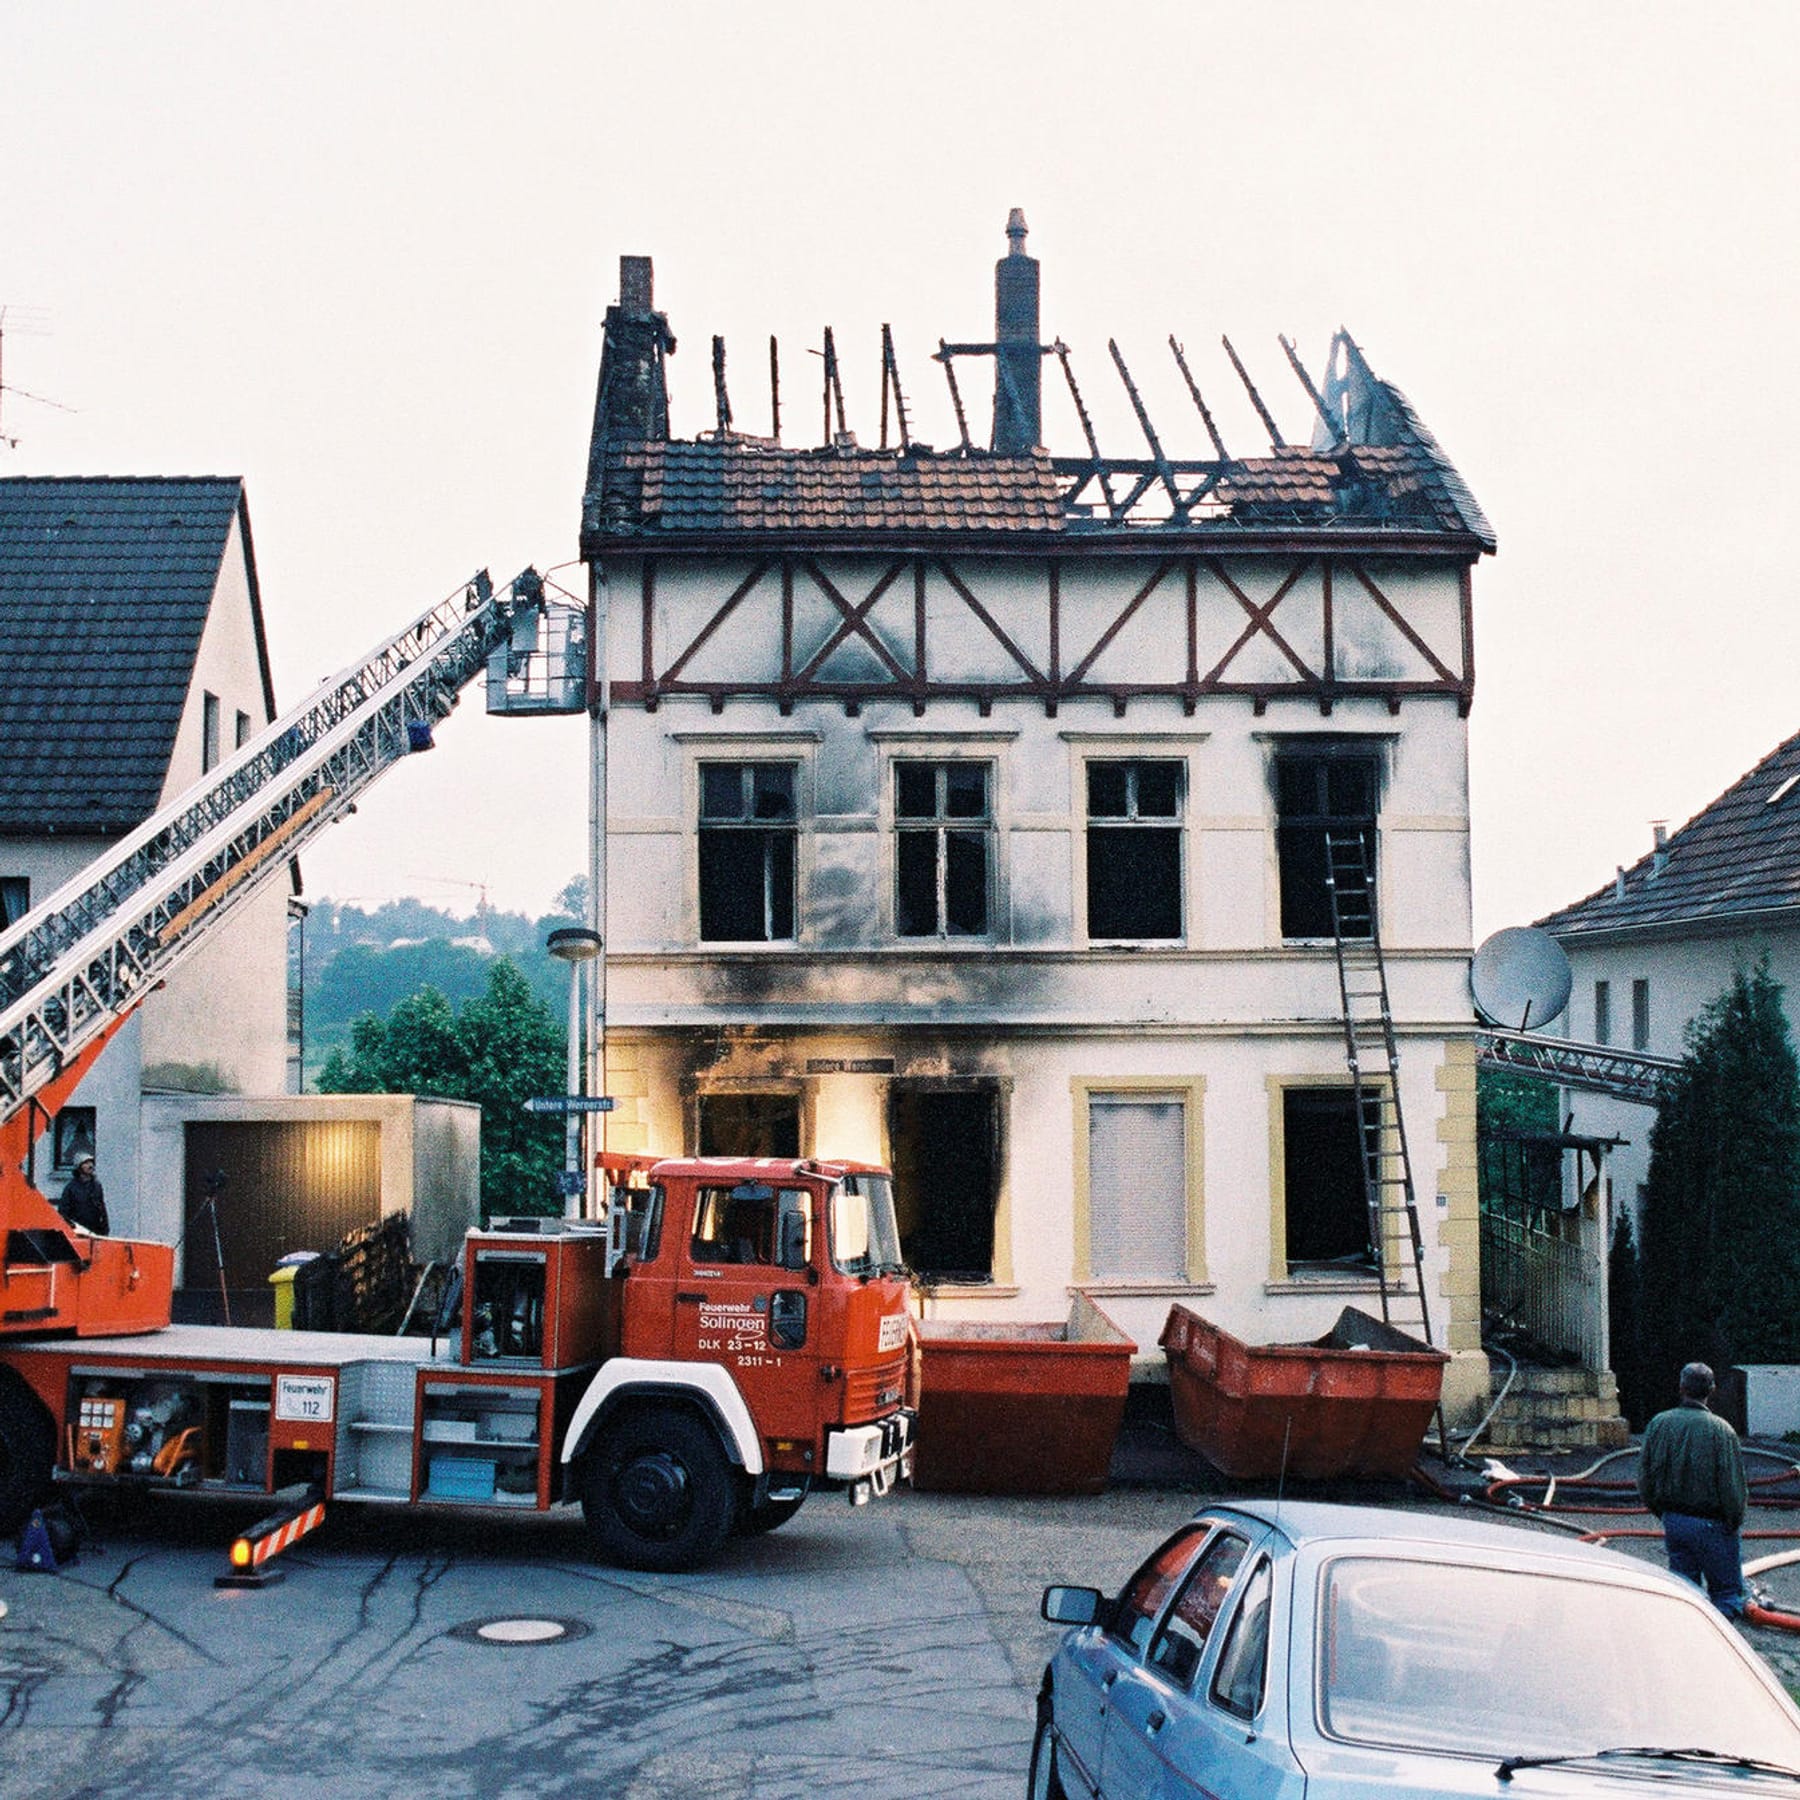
[522,1095,617,1115]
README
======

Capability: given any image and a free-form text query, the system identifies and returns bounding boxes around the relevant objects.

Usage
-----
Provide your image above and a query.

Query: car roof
[1191,1498,1676,1583]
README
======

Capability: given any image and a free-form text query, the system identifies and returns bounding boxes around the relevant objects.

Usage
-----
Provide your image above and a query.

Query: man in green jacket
[1637,1362,1749,1617]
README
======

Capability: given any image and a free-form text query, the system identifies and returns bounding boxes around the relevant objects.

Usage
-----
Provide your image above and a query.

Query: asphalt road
[0,1485,1206,1800]
[5,1478,1798,1799]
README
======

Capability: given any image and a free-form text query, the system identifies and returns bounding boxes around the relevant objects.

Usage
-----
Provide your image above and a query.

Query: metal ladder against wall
[1323,827,1434,1345]
[0,569,548,1118]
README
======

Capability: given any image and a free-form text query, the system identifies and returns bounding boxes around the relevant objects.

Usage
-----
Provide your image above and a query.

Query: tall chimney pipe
[992,208,1041,455]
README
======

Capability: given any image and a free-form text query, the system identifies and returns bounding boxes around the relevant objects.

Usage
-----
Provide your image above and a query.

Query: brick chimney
[991,209,1041,455]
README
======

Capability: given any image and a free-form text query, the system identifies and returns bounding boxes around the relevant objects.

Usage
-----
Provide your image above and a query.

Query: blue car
[1034,1499,1800,1796]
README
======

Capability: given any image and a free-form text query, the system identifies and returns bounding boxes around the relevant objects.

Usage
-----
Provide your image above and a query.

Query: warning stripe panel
[248,1502,325,1565]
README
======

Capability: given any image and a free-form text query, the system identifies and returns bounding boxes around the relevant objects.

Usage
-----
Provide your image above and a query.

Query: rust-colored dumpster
[913,1294,1137,1494]
[1160,1303,1446,1481]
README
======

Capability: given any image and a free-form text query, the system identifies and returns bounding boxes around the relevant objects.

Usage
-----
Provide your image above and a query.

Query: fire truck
[0,572,914,1571]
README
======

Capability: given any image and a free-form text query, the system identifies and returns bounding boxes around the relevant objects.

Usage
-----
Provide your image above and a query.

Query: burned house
[578,217,1496,1417]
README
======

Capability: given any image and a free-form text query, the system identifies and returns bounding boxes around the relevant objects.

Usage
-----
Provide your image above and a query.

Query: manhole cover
[450,1615,591,1647]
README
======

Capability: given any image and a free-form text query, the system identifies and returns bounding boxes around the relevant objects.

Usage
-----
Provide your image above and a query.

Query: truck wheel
[736,1481,809,1536]
[0,1370,55,1534]
[578,1410,736,1572]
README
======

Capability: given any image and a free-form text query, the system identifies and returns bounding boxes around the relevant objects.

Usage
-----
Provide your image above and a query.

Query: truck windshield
[830,1173,905,1277]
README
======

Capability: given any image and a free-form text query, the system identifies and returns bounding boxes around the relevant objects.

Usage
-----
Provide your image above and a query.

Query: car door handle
[1145,1709,1166,1735]
[676,1292,705,1303]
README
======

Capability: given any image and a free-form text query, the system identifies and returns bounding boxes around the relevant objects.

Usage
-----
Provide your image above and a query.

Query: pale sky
[6,3,1798,939]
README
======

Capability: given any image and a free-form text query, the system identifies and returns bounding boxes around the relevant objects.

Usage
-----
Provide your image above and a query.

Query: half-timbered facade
[580,222,1496,1417]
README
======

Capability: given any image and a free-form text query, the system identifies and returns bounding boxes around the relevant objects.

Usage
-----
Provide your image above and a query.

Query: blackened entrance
[889,1087,997,1280]
[697,1093,800,1158]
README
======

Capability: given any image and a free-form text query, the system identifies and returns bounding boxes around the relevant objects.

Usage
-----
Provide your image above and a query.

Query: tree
[318,959,565,1221]
[1636,959,1800,1413]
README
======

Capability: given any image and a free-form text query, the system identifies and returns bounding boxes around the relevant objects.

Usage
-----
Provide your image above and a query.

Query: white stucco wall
[592,547,1487,1412]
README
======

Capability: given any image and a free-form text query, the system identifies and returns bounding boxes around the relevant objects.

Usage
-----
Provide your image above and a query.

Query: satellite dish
[1470,927,1572,1031]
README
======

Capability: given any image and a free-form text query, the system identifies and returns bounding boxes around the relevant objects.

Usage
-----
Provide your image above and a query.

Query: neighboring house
[578,222,1499,1420]
[1538,730,1800,1221]
[0,476,292,1239]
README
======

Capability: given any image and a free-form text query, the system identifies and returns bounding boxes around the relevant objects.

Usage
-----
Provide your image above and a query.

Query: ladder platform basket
[1160,1304,1447,1481]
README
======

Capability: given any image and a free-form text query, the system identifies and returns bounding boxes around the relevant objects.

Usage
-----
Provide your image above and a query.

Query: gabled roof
[0,476,274,836]
[1538,728,1800,940]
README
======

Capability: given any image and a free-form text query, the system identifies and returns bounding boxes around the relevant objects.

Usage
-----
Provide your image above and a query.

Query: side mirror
[1041,1585,1103,1626]
[778,1206,809,1271]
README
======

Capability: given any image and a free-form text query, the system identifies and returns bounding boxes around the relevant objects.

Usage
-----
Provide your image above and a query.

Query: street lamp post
[546,926,603,1219]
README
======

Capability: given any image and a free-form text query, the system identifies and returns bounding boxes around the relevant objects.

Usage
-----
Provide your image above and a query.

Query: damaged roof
[580,230,1493,556]
[0,476,274,836]
[1539,730,1800,941]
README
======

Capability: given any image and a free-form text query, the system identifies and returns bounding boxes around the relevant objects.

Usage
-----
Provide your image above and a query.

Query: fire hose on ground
[1448,1443,1800,1632]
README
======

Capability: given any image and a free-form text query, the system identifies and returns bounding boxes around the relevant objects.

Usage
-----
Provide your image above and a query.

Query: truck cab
[552,1154,915,1568]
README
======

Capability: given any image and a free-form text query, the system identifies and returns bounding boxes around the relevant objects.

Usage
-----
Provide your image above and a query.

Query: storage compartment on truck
[912,1294,1136,1494]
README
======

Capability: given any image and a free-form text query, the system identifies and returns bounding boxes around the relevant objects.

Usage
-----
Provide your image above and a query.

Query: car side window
[1110,1526,1209,1656]
[1147,1531,1250,1685]
[1210,1556,1273,1719]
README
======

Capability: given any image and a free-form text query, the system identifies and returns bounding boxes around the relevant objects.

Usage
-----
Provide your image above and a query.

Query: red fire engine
[0,573,913,1570]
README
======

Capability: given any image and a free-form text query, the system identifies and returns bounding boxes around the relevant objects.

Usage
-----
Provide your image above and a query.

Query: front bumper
[825,1409,915,1502]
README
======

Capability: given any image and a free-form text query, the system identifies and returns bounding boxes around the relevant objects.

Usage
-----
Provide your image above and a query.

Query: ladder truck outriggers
[0,572,914,1571]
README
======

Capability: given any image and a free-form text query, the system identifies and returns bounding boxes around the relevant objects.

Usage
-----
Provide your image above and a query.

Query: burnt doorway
[181,1120,382,1324]
[697,1093,800,1158]
[1281,1087,1374,1273]
[889,1087,998,1281]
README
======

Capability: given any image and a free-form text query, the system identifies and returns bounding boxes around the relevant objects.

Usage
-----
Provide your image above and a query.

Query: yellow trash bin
[268,1263,299,1329]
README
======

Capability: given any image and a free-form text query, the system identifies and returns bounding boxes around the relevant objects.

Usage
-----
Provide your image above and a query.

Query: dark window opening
[0,876,29,927]
[698,762,796,942]
[1632,978,1650,1052]
[896,762,990,937]
[697,1092,800,1160]
[54,1106,97,1170]
[202,692,221,773]
[889,1087,998,1280]
[1283,1087,1373,1271]
[1088,759,1183,939]
[1275,748,1378,939]
[235,709,252,749]
[1594,979,1612,1045]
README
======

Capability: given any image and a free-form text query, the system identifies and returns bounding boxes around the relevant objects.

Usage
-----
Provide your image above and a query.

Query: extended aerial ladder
[0,566,585,1338]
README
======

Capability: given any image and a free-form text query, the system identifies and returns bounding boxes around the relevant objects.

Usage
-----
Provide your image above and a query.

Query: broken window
[889,1087,998,1280]
[696,1092,800,1159]
[1274,747,1379,939]
[895,761,990,937]
[698,762,796,942]
[1282,1087,1374,1273]
[1088,1093,1188,1280]
[0,876,28,927]
[1087,760,1183,940]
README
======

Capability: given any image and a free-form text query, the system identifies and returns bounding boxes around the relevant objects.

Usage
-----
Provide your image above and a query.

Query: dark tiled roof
[1215,443,1472,535]
[1538,729,1800,939]
[599,440,1066,536]
[0,477,248,835]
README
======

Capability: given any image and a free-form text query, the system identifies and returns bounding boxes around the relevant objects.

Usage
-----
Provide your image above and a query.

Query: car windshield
[1319,1556,1800,1767]
[830,1173,905,1276]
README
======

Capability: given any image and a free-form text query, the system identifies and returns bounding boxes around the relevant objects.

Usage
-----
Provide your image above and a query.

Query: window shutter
[1089,1096,1186,1280]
